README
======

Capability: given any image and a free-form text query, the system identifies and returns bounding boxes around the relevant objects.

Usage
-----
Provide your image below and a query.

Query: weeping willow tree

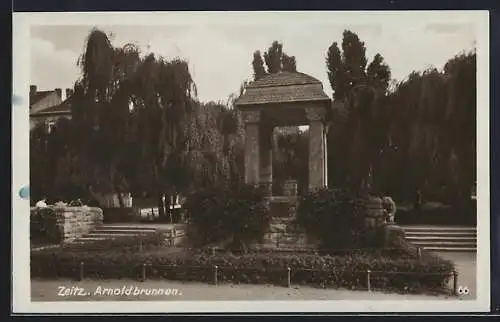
[382,49,476,202]
[69,28,142,207]
[56,28,239,216]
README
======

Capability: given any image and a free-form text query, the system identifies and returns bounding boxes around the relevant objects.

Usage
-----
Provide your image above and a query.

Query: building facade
[29,85,73,132]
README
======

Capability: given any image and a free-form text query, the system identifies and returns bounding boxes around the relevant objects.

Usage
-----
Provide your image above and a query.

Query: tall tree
[326,42,347,100]
[252,51,267,80]
[366,53,391,92]
[341,30,368,90]
[282,53,297,72]
[325,30,392,192]
[263,41,283,74]
[72,29,141,207]
[251,41,297,80]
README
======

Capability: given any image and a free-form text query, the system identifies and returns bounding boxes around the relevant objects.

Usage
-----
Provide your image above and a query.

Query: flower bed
[31,247,455,295]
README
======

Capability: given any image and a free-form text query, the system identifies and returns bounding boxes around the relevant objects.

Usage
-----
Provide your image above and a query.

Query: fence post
[79,262,84,281]
[214,265,219,285]
[141,263,147,281]
[139,237,143,252]
[287,267,291,288]
[417,247,422,259]
[453,270,458,295]
[211,247,216,256]
[366,270,371,292]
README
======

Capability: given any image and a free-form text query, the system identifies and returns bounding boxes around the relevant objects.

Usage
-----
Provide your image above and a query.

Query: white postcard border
[12,10,491,313]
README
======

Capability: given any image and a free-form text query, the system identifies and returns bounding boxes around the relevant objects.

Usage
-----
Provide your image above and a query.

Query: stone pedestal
[31,206,104,243]
[362,196,386,229]
[383,224,406,248]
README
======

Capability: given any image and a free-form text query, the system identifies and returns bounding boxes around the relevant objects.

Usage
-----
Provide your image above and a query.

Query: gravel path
[31,278,460,301]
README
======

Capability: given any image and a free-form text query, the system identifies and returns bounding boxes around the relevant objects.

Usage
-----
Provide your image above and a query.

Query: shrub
[31,248,455,294]
[31,208,54,245]
[30,207,61,243]
[184,184,271,250]
[30,208,44,236]
[296,188,368,250]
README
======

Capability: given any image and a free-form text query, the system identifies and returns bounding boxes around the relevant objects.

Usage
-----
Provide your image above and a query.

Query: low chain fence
[49,261,458,295]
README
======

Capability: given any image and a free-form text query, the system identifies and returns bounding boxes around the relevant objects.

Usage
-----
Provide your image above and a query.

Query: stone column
[323,124,328,187]
[306,107,327,190]
[259,123,273,195]
[242,110,261,185]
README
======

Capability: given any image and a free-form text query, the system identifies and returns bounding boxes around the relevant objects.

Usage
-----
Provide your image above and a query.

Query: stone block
[383,224,406,248]
[31,206,103,243]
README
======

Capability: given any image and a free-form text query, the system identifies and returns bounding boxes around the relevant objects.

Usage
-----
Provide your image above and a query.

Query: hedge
[31,248,455,294]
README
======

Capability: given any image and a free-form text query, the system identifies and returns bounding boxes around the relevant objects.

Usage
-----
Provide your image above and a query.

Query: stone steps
[401,225,477,252]
[69,223,186,246]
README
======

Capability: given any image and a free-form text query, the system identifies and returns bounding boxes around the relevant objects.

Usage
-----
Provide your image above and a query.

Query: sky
[30,18,477,103]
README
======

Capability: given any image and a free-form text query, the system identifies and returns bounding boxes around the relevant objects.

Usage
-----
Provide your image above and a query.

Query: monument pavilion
[235,71,332,195]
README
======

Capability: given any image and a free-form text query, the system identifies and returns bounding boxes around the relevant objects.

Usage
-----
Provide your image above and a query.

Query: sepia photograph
[12,10,490,313]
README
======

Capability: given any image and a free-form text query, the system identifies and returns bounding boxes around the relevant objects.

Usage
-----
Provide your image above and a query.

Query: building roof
[236,72,330,107]
[29,90,54,107]
[30,98,72,117]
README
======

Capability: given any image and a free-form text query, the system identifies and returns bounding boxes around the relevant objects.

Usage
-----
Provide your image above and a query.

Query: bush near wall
[297,188,374,250]
[184,184,271,249]
[31,248,455,294]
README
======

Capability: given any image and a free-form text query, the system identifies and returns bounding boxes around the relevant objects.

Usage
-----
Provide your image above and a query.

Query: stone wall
[31,206,103,243]
[162,225,189,246]
[257,231,319,251]
[250,217,319,251]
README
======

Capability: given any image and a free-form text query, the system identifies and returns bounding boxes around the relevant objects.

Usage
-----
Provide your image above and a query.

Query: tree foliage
[251,41,297,80]
[30,28,245,215]
[325,30,392,192]
[325,29,475,203]
[252,50,267,80]
[30,28,476,214]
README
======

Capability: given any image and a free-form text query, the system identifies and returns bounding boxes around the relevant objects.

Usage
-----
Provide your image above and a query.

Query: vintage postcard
[12,10,490,313]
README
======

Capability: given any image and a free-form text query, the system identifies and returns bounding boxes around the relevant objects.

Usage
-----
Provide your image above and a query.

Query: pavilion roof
[235,72,330,107]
